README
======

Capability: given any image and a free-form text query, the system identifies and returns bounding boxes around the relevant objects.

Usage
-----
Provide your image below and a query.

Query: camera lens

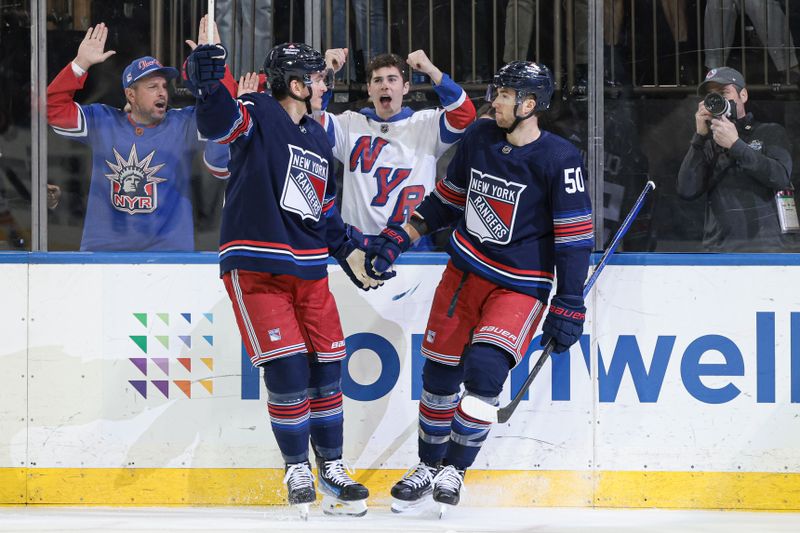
[703,92,729,117]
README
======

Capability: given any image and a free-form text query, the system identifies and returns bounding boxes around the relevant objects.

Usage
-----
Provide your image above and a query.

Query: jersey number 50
[564,167,585,194]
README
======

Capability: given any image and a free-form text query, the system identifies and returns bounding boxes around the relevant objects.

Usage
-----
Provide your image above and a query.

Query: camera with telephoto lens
[703,91,735,119]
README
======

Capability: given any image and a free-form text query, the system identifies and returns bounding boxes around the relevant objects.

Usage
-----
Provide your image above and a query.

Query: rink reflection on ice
[1,505,799,532]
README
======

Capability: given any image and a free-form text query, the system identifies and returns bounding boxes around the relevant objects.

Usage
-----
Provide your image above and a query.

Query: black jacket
[677,113,798,252]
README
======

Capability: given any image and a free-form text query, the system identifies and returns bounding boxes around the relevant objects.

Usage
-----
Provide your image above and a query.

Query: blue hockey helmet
[486,61,553,111]
[264,42,332,93]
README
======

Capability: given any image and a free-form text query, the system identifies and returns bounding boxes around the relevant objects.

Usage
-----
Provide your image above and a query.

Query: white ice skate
[283,461,316,520]
[317,458,369,517]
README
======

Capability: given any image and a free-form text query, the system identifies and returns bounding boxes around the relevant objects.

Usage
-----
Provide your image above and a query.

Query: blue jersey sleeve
[549,147,593,298]
[196,86,255,144]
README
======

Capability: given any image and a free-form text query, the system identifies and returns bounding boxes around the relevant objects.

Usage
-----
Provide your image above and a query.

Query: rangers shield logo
[465,169,527,244]
[281,144,329,221]
[105,145,166,214]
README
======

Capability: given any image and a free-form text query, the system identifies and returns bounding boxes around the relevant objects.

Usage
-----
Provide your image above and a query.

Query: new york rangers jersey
[195,86,348,280]
[47,63,230,252]
[415,119,593,301]
[320,74,475,234]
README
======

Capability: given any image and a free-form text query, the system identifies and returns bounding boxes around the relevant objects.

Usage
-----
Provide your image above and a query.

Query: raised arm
[47,23,116,132]
[407,50,476,149]
[184,15,238,96]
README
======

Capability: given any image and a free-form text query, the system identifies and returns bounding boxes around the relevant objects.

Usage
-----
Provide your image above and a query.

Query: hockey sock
[418,359,464,465]
[307,359,344,460]
[446,343,512,469]
[448,391,496,469]
[262,354,311,464]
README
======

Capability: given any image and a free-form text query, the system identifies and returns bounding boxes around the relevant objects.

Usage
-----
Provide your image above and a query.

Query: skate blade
[321,494,367,517]
[438,502,458,520]
[390,494,435,515]
[293,502,310,521]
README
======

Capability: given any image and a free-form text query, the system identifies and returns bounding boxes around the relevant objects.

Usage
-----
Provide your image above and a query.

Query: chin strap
[288,82,313,114]
[289,92,312,114]
[505,103,536,134]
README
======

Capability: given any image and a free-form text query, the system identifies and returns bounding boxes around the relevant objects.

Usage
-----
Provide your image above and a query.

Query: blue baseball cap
[122,56,179,89]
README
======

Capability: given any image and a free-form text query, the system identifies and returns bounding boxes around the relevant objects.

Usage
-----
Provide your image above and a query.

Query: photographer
[677,67,798,252]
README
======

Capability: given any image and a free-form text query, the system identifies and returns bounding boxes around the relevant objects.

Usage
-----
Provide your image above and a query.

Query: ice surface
[1,505,799,533]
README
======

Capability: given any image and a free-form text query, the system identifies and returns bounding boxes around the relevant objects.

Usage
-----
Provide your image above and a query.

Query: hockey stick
[207,0,215,43]
[460,180,656,424]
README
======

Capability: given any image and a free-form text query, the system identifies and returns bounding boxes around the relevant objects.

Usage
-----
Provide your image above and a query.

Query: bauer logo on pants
[465,169,527,244]
[281,145,329,222]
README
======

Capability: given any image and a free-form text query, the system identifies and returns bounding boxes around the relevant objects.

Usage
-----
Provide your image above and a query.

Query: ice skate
[432,464,465,518]
[316,458,369,517]
[389,461,438,514]
[283,461,316,520]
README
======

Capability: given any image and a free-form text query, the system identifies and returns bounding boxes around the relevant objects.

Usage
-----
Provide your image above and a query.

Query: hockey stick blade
[460,395,500,424]
[461,339,555,424]
[459,180,656,424]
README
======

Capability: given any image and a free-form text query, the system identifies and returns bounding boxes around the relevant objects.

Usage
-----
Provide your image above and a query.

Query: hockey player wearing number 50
[187,40,381,519]
[318,48,476,245]
[46,22,230,251]
[364,62,593,513]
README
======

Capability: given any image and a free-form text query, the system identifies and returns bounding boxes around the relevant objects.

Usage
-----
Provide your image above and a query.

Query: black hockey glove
[541,295,586,353]
[186,44,227,97]
[364,224,411,280]
[333,225,384,291]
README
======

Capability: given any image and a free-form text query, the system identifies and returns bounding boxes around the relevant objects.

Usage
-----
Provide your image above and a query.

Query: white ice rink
[1,505,799,533]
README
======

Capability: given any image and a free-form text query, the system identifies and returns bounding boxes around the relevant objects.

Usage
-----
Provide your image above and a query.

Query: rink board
[1,253,799,509]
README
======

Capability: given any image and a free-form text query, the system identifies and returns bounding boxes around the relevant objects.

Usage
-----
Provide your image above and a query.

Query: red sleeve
[220,65,238,97]
[444,93,476,131]
[46,63,87,129]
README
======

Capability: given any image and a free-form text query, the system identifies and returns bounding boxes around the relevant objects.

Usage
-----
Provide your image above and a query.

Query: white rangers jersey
[320,74,476,234]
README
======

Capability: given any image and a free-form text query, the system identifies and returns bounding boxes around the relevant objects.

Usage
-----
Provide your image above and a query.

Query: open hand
[185,14,221,50]
[237,72,259,97]
[74,23,116,71]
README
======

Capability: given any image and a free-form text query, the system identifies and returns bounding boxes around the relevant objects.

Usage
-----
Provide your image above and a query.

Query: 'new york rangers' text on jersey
[195,87,349,280]
[319,74,475,234]
[415,119,593,302]
[47,63,230,252]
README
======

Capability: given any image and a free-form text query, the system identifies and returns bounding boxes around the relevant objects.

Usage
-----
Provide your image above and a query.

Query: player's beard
[494,112,513,129]
[137,101,167,125]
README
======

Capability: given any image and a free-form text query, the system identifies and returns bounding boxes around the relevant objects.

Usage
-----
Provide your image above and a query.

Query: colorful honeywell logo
[127,312,216,399]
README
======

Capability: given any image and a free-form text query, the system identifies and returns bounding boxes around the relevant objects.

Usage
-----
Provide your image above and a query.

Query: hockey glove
[365,225,411,280]
[333,226,384,291]
[541,295,586,353]
[186,44,227,97]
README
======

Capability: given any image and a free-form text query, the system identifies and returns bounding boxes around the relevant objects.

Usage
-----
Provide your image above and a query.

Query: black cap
[698,67,745,95]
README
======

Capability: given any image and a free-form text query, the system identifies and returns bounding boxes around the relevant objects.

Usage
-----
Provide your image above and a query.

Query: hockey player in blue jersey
[47,22,230,251]
[186,41,379,518]
[365,61,593,513]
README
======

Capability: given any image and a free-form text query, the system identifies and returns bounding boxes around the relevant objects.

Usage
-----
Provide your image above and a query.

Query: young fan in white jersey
[318,49,476,242]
